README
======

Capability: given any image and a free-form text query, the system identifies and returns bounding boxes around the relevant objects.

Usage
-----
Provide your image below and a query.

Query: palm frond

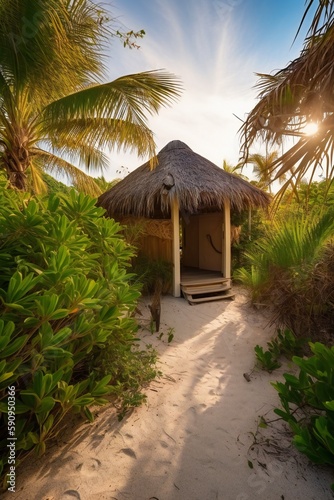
[240,2,334,198]
[0,69,13,106]
[236,207,334,304]
[27,158,48,194]
[44,70,181,126]
[42,71,181,162]
[0,0,112,102]
[35,149,102,196]
[222,160,249,179]
[44,71,182,119]
[46,117,156,158]
[39,139,110,172]
[300,1,334,40]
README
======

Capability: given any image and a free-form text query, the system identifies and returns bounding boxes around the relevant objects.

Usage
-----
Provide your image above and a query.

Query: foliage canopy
[0,0,182,194]
[240,1,334,196]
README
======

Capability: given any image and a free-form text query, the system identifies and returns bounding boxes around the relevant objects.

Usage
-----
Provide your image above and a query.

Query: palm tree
[0,0,181,195]
[240,1,334,196]
[93,176,121,192]
[246,151,283,193]
[222,160,249,180]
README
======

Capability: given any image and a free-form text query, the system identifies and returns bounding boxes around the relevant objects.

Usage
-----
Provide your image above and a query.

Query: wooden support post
[222,200,231,281]
[171,198,181,297]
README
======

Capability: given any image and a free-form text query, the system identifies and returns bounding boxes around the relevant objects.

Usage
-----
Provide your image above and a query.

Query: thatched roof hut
[98,140,270,218]
[98,140,270,302]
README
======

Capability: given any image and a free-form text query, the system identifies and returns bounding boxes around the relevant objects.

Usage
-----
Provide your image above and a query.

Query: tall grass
[235,208,334,339]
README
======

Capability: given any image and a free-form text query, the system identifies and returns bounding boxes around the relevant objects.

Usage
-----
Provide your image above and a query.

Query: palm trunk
[8,170,27,190]
[4,146,29,191]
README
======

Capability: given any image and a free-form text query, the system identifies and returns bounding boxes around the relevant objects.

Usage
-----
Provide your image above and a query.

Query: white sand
[5,288,334,500]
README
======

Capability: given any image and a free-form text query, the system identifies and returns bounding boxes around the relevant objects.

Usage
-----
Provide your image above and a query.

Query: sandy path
[5,289,334,500]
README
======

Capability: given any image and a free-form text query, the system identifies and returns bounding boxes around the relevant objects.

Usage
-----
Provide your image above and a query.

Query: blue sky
[103,0,313,180]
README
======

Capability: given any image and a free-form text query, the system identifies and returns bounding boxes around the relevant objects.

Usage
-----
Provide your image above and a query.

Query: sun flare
[304,122,319,135]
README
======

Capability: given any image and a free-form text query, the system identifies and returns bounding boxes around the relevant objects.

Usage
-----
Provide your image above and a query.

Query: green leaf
[42,347,73,359]
[0,371,14,384]
[6,272,39,302]
[47,194,60,212]
[32,371,45,398]
[99,305,117,321]
[313,416,334,456]
[35,441,46,456]
[73,395,95,406]
[27,431,39,445]
[54,246,71,270]
[324,400,334,411]
[24,316,41,327]
[42,415,54,435]
[49,327,72,346]
[273,408,293,422]
[44,370,64,395]
[91,375,112,396]
[0,319,15,339]
[49,309,69,320]
[84,407,94,422]
[283,373,301,387]
[20,392,41,410]
[36,294,59,318]
[0,335,28,358]
[37,397,55,414]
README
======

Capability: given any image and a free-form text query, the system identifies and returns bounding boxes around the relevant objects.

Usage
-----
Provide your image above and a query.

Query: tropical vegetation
[0,0,181,195]
[236,201,334,335]
[240,0,334,198]
[221,159,268,272]
[272,343,334,477]
[237,0,334,341]
[222,160,246,177]
[237,0,334,477]
[241,198,334,477]
[246,151,280,193]
[0,184,160,487]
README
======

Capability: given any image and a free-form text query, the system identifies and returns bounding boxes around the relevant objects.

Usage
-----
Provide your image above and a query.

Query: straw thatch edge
[98,141,271,218]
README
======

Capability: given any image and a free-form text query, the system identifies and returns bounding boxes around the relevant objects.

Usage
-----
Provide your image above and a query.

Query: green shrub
[267,328,306,358]
[272,342,334,470]
[254,329,307,372]
[254,345,282,372]
[0,185,158,486]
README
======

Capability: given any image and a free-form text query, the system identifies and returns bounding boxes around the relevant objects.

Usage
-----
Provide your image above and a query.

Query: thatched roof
[98,140,271,218]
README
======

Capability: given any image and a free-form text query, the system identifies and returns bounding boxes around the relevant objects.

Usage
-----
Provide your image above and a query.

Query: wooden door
[198,213,223,271]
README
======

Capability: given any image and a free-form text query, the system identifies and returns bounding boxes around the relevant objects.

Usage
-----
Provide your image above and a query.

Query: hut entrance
[182,213,223,272]
[181,212,234,304]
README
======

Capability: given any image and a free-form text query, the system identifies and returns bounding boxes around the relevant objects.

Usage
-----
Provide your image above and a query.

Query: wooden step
[187,291,235,304]
[181,283,235,305]
[181,283,230,294]
[181,277,229,286]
